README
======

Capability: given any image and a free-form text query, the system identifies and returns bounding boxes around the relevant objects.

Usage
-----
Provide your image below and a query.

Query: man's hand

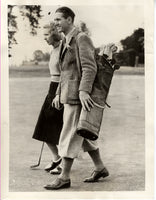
[79,91,94,111]
[52,95,61,110]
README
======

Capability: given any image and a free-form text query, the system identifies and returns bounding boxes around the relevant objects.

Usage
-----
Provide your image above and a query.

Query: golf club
[30,142,44,169]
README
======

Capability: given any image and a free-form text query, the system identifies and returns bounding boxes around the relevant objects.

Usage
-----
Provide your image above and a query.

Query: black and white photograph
[1,0,154,199]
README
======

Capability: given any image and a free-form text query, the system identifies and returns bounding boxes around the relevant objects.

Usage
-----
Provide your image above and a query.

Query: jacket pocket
[68,80,80,100]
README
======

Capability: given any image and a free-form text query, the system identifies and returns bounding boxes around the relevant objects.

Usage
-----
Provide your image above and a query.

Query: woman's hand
[79,91,94,111]
[52,95,61,110]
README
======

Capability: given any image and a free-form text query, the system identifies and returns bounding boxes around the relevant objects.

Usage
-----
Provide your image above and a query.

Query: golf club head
[30,164,40,169]
[30,142,44,170]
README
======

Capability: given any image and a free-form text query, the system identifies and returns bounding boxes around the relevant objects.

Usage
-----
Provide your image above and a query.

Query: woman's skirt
[32,82,63,144]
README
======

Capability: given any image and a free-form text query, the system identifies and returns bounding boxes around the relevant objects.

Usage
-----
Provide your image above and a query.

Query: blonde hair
[43,21,63,42]
[43,21,57,33]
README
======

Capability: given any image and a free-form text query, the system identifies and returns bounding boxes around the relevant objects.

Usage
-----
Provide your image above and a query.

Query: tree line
[8,5,144,66]
[114,28,144,66]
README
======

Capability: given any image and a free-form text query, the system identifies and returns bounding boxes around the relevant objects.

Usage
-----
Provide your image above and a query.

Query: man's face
[54,12,69,34]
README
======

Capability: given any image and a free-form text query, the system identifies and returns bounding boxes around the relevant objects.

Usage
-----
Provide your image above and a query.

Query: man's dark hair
[55,6,75,23]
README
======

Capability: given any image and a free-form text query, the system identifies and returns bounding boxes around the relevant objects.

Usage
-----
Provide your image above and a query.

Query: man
[44,6,109,190]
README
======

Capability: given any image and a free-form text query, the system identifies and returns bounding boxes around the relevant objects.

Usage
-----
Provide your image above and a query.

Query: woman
[32,22,63,174]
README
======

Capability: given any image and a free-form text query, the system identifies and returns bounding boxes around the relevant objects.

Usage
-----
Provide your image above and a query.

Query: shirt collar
[65,27,76,44]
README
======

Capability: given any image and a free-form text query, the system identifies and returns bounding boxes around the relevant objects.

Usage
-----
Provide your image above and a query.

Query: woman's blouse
[49,45,60,82]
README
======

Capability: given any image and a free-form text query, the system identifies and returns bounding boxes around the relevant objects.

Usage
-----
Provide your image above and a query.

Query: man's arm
[77,33,97,93]
[77,33,97,111]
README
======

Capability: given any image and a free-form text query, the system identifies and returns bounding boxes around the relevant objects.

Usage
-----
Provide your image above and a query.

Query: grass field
[9,67,145,192]
[9,64,144,78]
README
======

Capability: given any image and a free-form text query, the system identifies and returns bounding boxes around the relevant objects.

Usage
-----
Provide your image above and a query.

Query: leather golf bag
[77,54,120,140]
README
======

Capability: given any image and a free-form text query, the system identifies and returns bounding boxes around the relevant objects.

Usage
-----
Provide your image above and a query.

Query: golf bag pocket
[77,102,105,140]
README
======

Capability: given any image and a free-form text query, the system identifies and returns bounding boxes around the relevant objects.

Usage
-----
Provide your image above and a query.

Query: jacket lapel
[59,28,79,61]
[59,40,64,61]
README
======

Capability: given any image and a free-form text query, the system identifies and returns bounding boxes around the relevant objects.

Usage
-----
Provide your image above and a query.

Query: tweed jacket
[56,28,97,104]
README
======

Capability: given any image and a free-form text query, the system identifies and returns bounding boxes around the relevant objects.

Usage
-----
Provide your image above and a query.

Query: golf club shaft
[31,142,44,168]
[38,142,44,165]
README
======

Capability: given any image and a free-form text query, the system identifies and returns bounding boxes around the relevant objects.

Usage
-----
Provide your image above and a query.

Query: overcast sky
[9,5,144,65]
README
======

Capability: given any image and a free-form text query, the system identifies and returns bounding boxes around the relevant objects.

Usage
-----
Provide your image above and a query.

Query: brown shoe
[84,167,109,182]
[44,178,71,190]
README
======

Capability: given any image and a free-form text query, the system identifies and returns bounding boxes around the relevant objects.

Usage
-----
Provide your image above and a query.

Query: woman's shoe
[44,158,62,172]
[83,167,109,182]
[50,166,62,174]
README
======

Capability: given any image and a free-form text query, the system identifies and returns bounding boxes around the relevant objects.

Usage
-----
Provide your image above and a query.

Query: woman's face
[44,26,61,46]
